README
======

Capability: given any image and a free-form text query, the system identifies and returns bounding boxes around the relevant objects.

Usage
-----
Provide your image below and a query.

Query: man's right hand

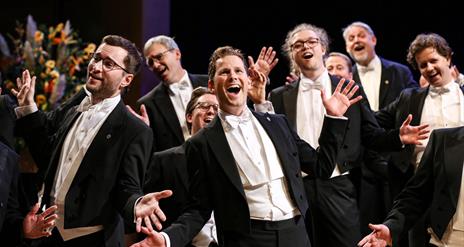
[127,104,150,126]
[358,224,392,247]
[130,227,166,247]
[11,70,36,107]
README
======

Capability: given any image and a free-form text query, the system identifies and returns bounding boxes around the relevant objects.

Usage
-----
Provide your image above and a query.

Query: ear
[121,74,133,88]
[371,35,377,46]
[208,80,215,93]
[174,49,181,60]
[186,113,193,124]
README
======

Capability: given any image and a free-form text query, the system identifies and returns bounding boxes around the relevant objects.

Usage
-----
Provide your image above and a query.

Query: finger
[264,47,273,61]
[155,190,173,199]
[136,217,142,232]
[401,114,413,127]
[126,105,137,115]
[41,205,58,218]
[267,48,276,61]
[28,203,40,217]
[334,78,345,93]
[269,57,279,70]
[144,216,154,232]
[247,56,255,67]
[341,80,355,95]
[358,235,371,246]
[349,95,363,105]
[31,75,36,94]
[346,85,359,99]
[418,124,429,131]
[320,89,326,101]
[140,104,148,118]
[11,88,18,97]
[258,47,266,60]
[140,226,154,235]
[154,206,167,222]
[150,213,162,230]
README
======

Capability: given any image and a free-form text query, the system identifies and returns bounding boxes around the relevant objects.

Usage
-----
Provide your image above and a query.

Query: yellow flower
[83,43,96,59]
[55,23,64,32]
[49,70,59,79]
[45,60,56,70]
[34,31,44,44]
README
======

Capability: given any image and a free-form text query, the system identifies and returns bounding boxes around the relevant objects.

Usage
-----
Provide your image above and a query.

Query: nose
[89,59,103,72]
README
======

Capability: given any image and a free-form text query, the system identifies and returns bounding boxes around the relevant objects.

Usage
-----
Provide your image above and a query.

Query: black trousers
[34,228,106,247]
[304,175,361,247]
[222,216,310,247]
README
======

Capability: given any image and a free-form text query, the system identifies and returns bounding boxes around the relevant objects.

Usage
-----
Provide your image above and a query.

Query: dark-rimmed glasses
[146,48,174,67]
[194,102,219,113]
[89,53,131,73]
[291,38,320,51]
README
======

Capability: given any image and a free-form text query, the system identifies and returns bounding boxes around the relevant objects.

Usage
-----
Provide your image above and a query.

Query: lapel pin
[266,116,271,121]
[385,80,389,85]
[106,134,112,139]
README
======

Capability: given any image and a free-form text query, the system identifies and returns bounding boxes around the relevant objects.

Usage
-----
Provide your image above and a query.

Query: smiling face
[291,29,326,79]
[325,55,353,80]
[86,43,132,103]
[208,55,249,116]
[344,25,376,66]
[186,93,218,134]
[144,43,182,83]
[415,47,452,87]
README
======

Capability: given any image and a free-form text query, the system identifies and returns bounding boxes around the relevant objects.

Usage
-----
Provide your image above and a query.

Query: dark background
[1,0,462,105]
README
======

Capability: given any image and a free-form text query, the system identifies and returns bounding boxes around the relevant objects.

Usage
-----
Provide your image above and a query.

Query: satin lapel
[282,81,299,128]
[353,67,361,85]
[44,108,81,201]
[379,62,391,108]
[73,101,125,184]
[174,146,189,191]
[204,116,246,198]
[154,84,184,143]
[443,129,464,204]
[409,88,428,126]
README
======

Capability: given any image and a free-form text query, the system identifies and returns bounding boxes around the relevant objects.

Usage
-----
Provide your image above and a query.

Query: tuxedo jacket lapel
[283,82,299,128]
[204,117,246,198]
[443,129,464,203]
[154,84,184,143]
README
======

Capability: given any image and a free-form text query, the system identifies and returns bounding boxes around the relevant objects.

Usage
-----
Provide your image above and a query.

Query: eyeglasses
[89,53,130,73]
[146,49,174,67]
[194,102,219,113]
[291,38,320,51]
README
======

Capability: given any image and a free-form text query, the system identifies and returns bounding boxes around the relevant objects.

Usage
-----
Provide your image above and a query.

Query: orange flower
[34,31,44,44]
[35,94,47,106]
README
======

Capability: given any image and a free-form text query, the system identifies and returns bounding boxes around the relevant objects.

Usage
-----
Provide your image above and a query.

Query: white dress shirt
[296,70,347,178]
[357,55,382,111]
[167,70,193,141]
[414,81,464,167]
[220,107,299,220]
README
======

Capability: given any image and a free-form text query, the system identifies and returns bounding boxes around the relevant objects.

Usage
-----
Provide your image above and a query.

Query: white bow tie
[300,79,323,91]
[429,86,450,98]
[224,112,251,129]
[358,65,375,74]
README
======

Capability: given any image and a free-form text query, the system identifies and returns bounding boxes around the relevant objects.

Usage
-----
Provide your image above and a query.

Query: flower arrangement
[0,15,95,111]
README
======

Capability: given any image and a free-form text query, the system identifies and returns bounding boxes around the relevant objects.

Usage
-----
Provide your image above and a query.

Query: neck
[301,67,325,81]
[166,68,186,85]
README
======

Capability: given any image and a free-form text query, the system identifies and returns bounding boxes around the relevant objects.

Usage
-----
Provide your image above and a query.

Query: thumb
[402,114,412,127]
[140,104,147,117]
[320,89,326,101]
[156,190,173,199]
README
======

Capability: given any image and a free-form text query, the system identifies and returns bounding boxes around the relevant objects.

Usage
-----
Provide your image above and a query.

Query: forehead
[326,56,348,66]
[292,29,318,42]
[416,47,445,62]
[145,43,168,56]
[215,55,245,70]
[96,43,128,63]
[198,93,218,103]
[346,26,369,36]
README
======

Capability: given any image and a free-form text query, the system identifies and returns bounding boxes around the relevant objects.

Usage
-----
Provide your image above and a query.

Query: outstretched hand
[130,227,166,247]
[322,78,362,117]
[135,190,173,232]
[127,104,150,126]
[247,58,268,104]
[11,70,36,107]
[399,114,429,145]
[23,203,58,239]
[248,46,279,78]
[358,224,392,247]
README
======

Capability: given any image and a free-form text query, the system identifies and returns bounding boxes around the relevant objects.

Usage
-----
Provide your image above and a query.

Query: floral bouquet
[0,15,95,111]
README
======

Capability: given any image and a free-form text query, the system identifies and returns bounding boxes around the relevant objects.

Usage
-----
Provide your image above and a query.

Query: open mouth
[227,85,241,94]
[303,52,313,59]
[354,45,364,52]
[204,116,214,123]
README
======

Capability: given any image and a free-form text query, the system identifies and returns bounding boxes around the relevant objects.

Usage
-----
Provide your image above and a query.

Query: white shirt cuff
[14,104,38,118]
[133,196,144,223]
[325,114,348,120]
[160,232,171,247]
[254,101,275,113]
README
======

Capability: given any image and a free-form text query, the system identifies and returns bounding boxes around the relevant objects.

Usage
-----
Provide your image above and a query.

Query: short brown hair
[208,46,247,81]
[185,87,214,131]
[102,35,143,74]
[406,33,452,70]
